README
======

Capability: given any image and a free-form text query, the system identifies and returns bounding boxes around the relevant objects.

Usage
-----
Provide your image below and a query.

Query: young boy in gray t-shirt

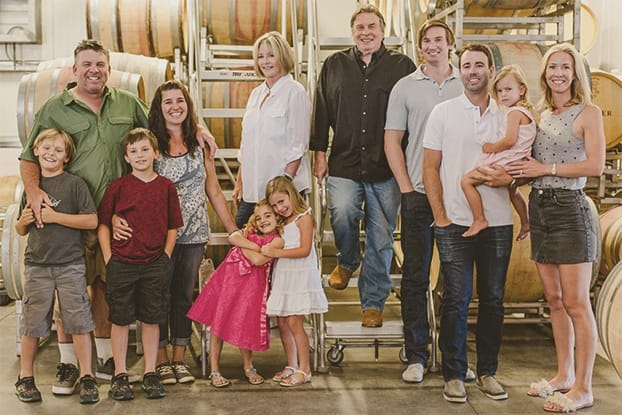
[15,128,99,404]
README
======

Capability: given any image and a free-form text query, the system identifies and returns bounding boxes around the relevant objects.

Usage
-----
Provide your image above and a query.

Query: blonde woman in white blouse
[232,31,312,229]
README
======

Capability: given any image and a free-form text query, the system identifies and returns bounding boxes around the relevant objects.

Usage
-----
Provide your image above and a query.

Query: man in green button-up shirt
[18,39,150,385]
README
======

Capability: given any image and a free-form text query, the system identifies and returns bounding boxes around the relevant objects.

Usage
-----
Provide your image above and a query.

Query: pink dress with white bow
[187,231,279,351]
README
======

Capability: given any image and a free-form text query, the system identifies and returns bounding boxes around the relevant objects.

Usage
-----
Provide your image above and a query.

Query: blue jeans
[327,176,400,310]
[434,224,512,381]
[400,191,434,365]
[159,243,206,347]
[235,200,256,230]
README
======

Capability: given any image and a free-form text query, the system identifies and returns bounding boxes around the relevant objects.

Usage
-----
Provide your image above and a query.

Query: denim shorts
[529,188,597,264]
[105,254,170,326]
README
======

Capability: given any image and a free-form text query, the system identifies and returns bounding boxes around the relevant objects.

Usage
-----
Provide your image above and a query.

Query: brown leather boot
[361,309,383,327]
[328,265,353,290]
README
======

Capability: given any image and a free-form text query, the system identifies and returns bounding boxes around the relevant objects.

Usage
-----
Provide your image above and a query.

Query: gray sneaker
[172,362,195,384]
[402,363,427,383]
[156,363,177,385]
[52,363,80,395]
[443,379,467,403]
[477,375,509,400]
[465,367,476,383]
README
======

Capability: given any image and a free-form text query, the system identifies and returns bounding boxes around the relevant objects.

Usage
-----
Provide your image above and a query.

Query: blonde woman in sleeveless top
[506,44,605,413]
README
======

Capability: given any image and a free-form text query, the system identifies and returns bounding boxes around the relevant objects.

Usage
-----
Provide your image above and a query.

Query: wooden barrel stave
[203,0,307,46]
[596,260,622,379]
[598,206,622,277]
[87,0,187,58]
[591,70,622,149]
[1,204,26,300]
[86,0,120,51]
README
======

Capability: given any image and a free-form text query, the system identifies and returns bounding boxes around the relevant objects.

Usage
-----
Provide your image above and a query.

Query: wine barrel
[16,67,145,146]
[203,0,307,45]
[37,52,172,105]
[0,176,23,207]
[202,80,261,149]
[86,0,187,59]
[596,260,622,379]
[590,70,622,149]
[598,206,622,277]
[1,204,26,300]
[150,0,187,58]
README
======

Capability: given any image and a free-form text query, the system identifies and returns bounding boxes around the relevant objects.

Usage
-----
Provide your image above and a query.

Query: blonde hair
[245,199,283,236]
[32,128,76,163]
[491,64,538,122]
[538,43,591,111]
[265,176,308,218]
[252,31,295,77]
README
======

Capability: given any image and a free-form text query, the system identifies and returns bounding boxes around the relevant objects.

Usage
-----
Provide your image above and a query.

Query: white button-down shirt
[423,94,513,227]
[239,74,311,202]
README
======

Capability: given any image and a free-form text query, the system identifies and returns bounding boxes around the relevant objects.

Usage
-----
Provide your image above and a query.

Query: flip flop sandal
[244,367,264,385]
[280,370,311,387]
[543,392,593,413]
[272,366,296,383]
[527,379,570,398]
[209,371,230,388]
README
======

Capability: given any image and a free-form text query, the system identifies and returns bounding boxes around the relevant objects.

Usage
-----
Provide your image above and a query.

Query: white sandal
[279,369,311,387]
[272,366,296,383]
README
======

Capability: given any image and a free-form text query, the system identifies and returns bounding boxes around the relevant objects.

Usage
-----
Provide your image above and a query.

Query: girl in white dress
[262,176,328,387]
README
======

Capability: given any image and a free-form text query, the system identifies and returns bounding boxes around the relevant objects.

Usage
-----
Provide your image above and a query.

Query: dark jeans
[434,224,512,381]
[159,243,206,347]
[235,199,256,230]
[400,191,434,366]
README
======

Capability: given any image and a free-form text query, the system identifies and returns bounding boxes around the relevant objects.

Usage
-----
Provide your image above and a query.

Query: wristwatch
[551,163,557,176]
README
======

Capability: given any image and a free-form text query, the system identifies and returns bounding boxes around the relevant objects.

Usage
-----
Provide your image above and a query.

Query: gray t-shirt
[385,65,462,193]
[23,171,96,265]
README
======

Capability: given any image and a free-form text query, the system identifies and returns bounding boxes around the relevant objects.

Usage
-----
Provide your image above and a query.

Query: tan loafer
[328,265,353,290]
[361,309,383,327]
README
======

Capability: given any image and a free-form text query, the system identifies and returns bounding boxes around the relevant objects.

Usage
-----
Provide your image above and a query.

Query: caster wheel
[327,346,344,365]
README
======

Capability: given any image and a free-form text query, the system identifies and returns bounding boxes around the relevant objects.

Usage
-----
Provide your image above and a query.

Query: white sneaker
[402,363,427,383]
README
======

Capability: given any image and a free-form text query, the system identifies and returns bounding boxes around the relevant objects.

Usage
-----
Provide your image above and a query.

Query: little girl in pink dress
[187,200,283,387]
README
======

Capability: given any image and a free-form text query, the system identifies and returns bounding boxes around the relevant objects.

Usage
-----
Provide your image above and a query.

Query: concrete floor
[1,298,622,415]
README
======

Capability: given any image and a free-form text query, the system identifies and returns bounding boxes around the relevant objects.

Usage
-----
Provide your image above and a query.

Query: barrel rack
[424,0,582,51]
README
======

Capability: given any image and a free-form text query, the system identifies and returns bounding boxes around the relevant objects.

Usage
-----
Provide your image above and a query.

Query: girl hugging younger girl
[187,200,284,388]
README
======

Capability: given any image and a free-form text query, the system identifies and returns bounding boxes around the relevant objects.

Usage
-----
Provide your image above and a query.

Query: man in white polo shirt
[423,43,512,404]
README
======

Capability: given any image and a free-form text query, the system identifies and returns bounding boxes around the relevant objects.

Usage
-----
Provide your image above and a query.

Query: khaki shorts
[21,261,95,337]
[83,229,106,284]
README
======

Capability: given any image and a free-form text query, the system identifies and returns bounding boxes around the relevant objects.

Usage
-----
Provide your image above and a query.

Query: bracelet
[282,172,293,181]
[551,163,557,176]
[510,179,517,188]
[228,228,240,237]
